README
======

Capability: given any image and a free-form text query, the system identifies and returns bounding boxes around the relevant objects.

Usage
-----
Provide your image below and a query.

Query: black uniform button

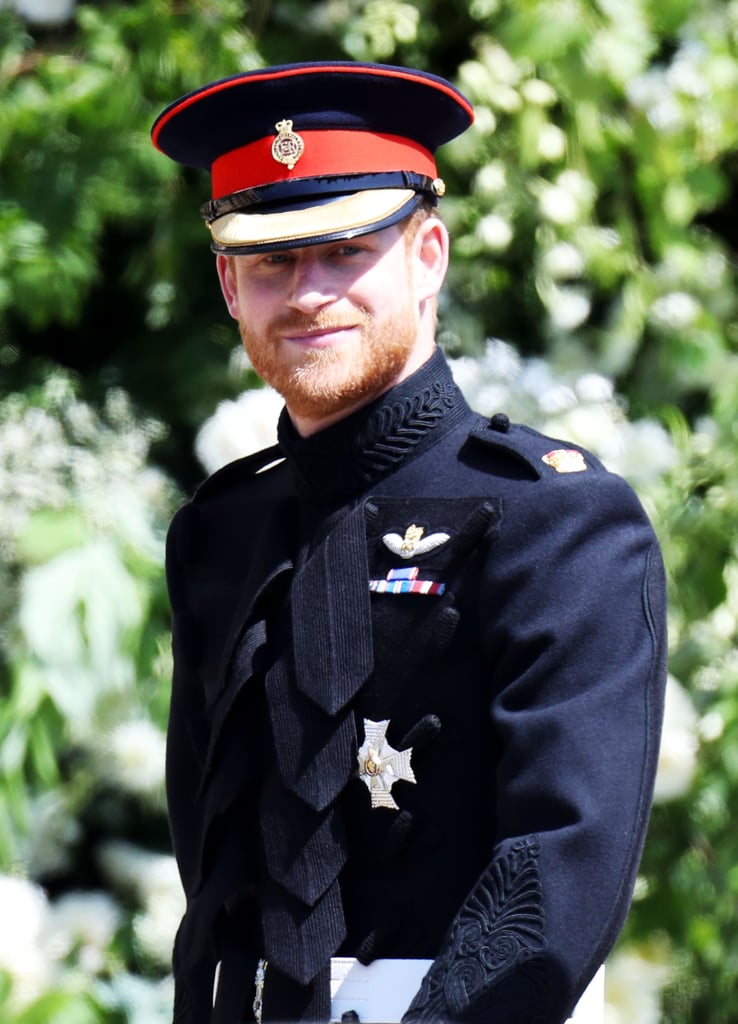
[400,714,442,754]
[489,412,511,433]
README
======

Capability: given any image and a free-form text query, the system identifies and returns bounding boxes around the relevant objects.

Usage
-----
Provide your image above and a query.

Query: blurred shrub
[0,373,180,1021]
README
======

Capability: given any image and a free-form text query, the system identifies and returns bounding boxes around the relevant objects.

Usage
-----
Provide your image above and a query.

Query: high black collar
[276,348,470,505]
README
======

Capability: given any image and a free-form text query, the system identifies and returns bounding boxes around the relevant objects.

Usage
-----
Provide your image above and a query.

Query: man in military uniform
[152,62,667,1024]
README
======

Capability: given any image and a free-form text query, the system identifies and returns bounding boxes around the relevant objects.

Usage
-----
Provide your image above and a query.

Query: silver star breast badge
[357,719,416,810]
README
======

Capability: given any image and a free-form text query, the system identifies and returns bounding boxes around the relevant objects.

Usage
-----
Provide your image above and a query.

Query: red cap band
[211,129,438,199]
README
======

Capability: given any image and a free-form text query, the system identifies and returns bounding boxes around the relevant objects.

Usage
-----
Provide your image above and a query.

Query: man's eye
[265,252,291,265]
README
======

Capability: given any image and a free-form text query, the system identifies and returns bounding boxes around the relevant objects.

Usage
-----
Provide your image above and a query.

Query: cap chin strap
[200,171,440,223]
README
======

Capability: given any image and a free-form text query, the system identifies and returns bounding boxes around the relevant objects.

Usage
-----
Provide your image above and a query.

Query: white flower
[649,291,701,330]
[105,973,176,1024]
[691,415,718,457]
[446,355,479,396]
[538,184,580,225]
[626,68,685,131]
[343,0,419,58]
[725,561,738,617]
[709,604,736,640]
[538,170,597,226]
[537,123,567,162]
[601,418,678,485]
[449,360,512,415]
[605,943,671,1024]
[134,893,183,966]
[458,58,497,99]
[0,380,171,566]
[543,405,619,459]
[46,891,121,975]
[101,719,167,795]
[469,0,501,19]
[541,242,585,280]
[98,841,184,966]
[451,338,674,491]
[449,339,522,412]
[459,48,521,111]
[13,0,76,26]
[476,213,514,251]
[536,383,578,415]
[626,69,665,109]
[667,50,709,98]
[481,42,521,86]
[520,78,557,106]
[477,338,523,383]
[195,387,283,474]
[0,875,55,1009]
[575,373,614,404]
[27,792,82,879]
[699,710,724,743]
[653,675,699,803]
[546,286,592,330]
[474,161,507,197]
[228,344,253,377]
[98,840,181,902]
[518,358,561,404]
[470,105,498,136]
[17,539,143,738]
[648,96,685,133]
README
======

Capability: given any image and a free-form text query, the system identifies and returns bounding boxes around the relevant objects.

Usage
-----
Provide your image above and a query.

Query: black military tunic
[165,348,667,1024]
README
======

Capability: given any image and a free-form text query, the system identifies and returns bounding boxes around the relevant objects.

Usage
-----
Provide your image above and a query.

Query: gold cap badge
[271,118,304,170]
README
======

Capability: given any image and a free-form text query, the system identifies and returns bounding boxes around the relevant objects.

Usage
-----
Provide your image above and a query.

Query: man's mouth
[281,323,361,346]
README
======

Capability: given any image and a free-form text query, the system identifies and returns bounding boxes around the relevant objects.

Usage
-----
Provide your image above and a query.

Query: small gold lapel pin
[542,449,588,474]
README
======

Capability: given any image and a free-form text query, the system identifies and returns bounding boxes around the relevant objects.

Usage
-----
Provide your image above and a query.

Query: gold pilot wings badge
[357,719,416,810]
[382,524,450,559]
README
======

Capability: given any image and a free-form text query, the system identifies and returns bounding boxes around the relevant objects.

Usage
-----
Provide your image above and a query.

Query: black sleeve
[405,470,667,1023]
[165,504,222,1022]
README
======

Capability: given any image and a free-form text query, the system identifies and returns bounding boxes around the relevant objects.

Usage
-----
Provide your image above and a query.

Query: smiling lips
[283,323,361,346]
[277,310,371,346]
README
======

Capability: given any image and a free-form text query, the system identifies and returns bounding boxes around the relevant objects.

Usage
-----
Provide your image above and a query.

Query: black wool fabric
[165,348,667,1023]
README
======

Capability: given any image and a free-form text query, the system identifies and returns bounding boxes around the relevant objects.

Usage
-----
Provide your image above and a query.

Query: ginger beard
[237,299,422,422]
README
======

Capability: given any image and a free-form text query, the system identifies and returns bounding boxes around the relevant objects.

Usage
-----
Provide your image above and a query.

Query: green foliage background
[2,1,738,1020]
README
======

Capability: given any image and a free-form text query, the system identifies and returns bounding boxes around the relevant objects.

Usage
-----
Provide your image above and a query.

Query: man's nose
[286,255,338,313]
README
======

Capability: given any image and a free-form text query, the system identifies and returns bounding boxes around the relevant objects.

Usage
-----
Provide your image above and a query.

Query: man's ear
[216,254,240,320]
[412,216,449,304]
